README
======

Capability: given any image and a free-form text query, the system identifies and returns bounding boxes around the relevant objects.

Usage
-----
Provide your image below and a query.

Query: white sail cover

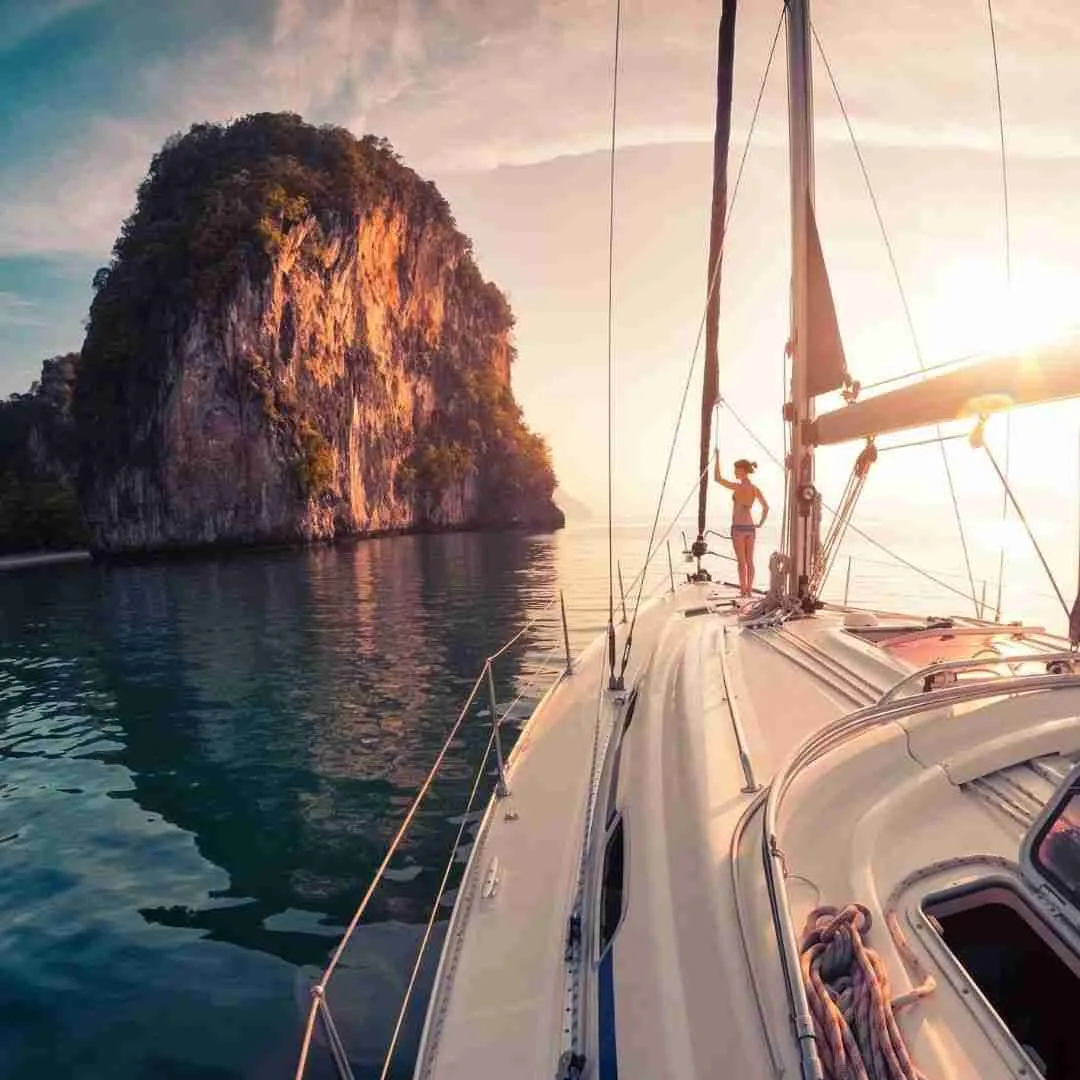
[812,332,1080,446]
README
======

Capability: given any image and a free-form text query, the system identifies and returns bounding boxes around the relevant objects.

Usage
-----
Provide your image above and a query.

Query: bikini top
[731,484,755,507]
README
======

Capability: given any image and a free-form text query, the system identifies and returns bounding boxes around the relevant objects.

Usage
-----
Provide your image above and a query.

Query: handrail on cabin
[762,668,1080,1080]
[878,648,1078,704]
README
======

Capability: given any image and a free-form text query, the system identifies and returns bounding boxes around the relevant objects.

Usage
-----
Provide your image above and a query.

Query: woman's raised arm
[714,450,736,490]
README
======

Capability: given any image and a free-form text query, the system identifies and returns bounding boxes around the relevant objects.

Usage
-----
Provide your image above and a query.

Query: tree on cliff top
[76,112,515,469]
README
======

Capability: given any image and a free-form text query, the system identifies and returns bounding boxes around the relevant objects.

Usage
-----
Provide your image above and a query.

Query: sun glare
[973,518,1039,558]
[927,257,1080,359]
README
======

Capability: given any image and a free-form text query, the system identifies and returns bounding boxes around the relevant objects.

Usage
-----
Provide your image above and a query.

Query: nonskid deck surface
[415,583,1078,1079]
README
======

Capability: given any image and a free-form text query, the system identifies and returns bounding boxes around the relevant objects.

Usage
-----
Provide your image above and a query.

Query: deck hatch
[924,884,1080,1079]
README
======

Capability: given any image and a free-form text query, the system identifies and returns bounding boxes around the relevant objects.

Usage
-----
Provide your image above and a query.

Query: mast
[785,0,817,600]
[694,0,737,560]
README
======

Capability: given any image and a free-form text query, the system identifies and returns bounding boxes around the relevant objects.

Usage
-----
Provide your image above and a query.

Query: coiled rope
[799,904,931,1080]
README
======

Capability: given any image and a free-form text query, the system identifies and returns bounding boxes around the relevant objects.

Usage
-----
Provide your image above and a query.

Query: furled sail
[695,0,737,541]
[805,197,848,398]
[811,333,1080,446]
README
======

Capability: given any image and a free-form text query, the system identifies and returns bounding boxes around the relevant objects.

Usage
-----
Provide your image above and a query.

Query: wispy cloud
[2,0,1080,260]
[0,0,104,56]
[0,291,44,328]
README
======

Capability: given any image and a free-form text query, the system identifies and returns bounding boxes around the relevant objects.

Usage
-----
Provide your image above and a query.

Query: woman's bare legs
[733,533,753,594]
[732,535,746,593]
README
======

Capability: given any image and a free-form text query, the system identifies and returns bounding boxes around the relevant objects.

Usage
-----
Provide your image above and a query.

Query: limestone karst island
[0,112,562,556]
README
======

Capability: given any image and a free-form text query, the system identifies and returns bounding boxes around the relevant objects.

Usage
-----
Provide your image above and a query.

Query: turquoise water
[0,521,1071,1078]
[0,529,653,1080]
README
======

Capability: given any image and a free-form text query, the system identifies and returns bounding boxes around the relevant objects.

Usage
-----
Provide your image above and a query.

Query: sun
[925,256,1080,359]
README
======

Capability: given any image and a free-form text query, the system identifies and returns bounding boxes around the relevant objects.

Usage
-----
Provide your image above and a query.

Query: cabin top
[762,606,1080,1080]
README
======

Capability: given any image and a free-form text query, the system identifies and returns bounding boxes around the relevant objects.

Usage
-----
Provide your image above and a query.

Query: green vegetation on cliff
[78,113,511,471]
[76,111,555,529]
[403,362,555,514]
[0,355,86,552]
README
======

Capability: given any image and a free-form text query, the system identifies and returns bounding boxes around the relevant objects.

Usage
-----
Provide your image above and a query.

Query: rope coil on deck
[799,905,931,1080]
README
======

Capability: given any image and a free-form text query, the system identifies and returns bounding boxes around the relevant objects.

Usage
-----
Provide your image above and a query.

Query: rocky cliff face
[75,113,562,554]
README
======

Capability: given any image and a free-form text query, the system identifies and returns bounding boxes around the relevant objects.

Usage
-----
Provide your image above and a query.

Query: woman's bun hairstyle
[734,458,757,474]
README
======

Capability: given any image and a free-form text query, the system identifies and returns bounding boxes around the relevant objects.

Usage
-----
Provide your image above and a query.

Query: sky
[3,0,1080,603]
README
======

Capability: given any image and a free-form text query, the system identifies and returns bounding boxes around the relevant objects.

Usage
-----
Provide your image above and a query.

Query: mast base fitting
[689,569,712,583]
[797,483,818,512]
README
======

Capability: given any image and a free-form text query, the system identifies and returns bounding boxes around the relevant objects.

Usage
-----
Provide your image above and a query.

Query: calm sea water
[0,520,1073,1078]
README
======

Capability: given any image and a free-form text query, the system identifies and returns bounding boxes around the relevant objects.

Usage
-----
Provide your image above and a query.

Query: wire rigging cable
[1072,435,1080,647]
[856,352,983,393]
[982,443,1070,620]
[377,639,566,1079]
[719,396,985,609]
[378,727,497,1080]
[605,0,622,687]
[780,344,790,555]
[292,667,488,1080]
[813,441,876,595]
[811,21,978,618]
[986,0,1013,620]
[876,431,969,454]
[616,6,785,681]
[986,0,1012,289]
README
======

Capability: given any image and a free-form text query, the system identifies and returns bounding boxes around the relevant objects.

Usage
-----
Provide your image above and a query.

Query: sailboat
[293,2,1080,1079]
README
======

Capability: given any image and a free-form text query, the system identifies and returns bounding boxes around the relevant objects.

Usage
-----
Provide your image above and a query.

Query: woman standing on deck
[714,451,769,596]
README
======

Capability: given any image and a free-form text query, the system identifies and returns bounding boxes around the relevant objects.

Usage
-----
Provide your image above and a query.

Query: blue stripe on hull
[598,949,618,1079]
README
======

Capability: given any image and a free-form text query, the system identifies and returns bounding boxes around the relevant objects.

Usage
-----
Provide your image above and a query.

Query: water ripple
[0,527,662,1079]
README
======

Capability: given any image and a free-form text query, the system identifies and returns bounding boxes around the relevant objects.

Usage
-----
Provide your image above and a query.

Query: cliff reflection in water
[115,533,555,936]
[0,531,565,1079]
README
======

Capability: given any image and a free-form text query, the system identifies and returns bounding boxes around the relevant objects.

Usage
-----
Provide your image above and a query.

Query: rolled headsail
[695,0,737,541]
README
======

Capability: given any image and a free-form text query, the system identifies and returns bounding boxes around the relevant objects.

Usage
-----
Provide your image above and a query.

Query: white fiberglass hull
[414,579,1080,1080]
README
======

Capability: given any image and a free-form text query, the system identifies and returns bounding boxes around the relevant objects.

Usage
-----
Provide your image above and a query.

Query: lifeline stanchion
[667,540,676,593]
[843,556,853,607]
[317,991,355,1080]
[487,660,509,797]
[560,590,574,675]
[617,562,628,624]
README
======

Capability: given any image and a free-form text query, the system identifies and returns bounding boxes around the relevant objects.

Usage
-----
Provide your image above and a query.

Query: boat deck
[413,603,668,1080]
[414,580,1079,1080]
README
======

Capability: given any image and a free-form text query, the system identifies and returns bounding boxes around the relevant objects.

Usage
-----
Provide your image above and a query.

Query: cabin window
[924,884,1080,1078]
[605,743,622,827]
[599,818,625,956]
[1031,788,1080,912]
